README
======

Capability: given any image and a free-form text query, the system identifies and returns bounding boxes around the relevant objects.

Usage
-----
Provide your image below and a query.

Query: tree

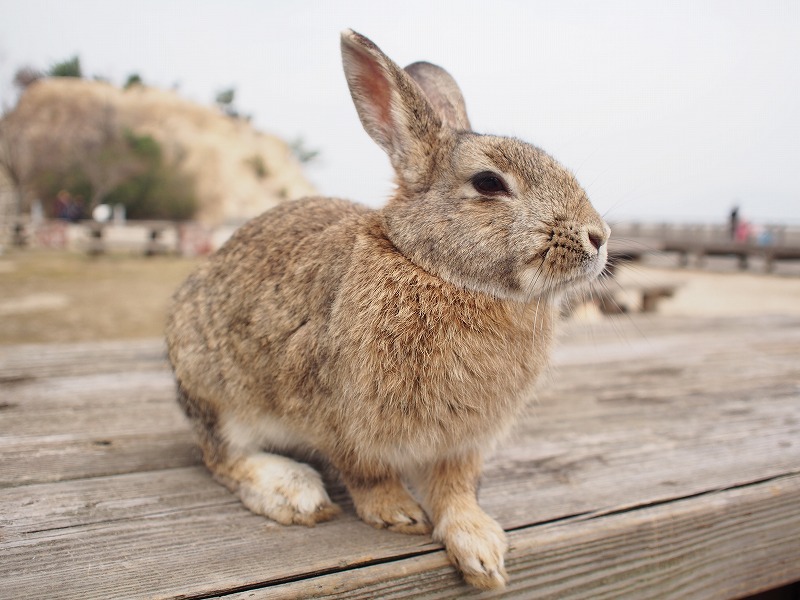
[124,73,143,89]
[73,103,148,210]
[104,132,197,221]
[0,109,34,218]
[49,56,82,78]
[215,87,239,118]
[289,136,321,165]
[215,87,235,107]
[13,66,43,91]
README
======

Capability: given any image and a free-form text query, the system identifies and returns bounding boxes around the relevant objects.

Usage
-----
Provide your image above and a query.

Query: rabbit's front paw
[349,477,431,535]
[235,453,341,527]
[434,509,509,590]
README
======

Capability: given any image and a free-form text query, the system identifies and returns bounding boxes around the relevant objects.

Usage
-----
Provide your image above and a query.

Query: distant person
[66,194,84,222]
[55,190,71,220]
[729,206,740,240]
[735,219,752,243]
[54,190,85,222]
[757,228,774,246]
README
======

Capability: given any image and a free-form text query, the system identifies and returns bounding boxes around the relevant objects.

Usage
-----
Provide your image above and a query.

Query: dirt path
[0,251,199,344]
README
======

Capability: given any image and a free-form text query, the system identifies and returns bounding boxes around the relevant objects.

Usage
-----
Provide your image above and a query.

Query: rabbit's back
[166,197,369,415]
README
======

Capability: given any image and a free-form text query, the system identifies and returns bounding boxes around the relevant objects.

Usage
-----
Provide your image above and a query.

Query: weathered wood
[0,432,198,487]
[765,246,800,273]
[0,315,798,598]
[222,474,800,600]
[0,369,195,486]
[0,338,167,380]
[0,484,433,600]
[1,468,234,535]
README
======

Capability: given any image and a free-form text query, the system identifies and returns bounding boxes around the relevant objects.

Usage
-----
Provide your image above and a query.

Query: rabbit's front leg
[341,467,432,535]
[424,450,509,590]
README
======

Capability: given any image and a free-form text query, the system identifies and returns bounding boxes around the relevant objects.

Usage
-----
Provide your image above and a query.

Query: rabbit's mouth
[521,248,606,298]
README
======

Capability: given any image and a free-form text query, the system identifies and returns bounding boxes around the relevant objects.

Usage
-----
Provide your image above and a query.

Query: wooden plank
[1,371,180,436]
[0,488,435,600]
[0,338,167,380]
[227,474,800,600]
[0,370,196,486]
[1,377,797,538]
[0,432,198,487]
[1,313,795,380]
[1,468,233,535]
[0,332,797,597]
[1,317,796,495]
[1,315,798,598]
[1,315,797,495]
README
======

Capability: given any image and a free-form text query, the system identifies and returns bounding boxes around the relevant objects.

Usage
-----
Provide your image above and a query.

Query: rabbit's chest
[359,327,548,464]
[329,288,554,456]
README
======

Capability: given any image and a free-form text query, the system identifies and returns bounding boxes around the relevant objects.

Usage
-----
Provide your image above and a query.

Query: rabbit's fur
[166,30,609,590]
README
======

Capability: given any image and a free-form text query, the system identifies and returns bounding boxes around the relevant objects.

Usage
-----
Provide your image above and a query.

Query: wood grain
[1,314,798,598]
[224,474,800,600]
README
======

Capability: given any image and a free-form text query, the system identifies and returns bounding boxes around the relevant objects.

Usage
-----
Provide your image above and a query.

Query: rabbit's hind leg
[222,452,341,526]
[177,384,340,526]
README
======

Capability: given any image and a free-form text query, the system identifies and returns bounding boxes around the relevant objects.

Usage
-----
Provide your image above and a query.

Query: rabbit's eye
[471,172,509,197]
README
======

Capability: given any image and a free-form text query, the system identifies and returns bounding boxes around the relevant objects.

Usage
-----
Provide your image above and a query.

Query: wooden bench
[595,284,678,314]
[1,315,799,598]
[764,246,800,273]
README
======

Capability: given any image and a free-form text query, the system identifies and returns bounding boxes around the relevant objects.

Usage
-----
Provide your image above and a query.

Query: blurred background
[2,0,799,222]
[1,0,799,344]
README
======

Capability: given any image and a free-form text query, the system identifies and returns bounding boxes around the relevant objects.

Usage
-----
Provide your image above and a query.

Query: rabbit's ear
[341,30,444,177]
[404,62,471,131]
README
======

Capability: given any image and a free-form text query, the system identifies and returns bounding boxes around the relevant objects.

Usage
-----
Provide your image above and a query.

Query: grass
[0,250,200,345]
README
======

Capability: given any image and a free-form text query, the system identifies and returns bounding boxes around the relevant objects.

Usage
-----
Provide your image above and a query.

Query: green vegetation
[215,87,238,117]
[215,87,235,107]
[105,131,197,220]
[33,166,93,209]
[124,73,143,89]
[214,87,250,120]
[32,130,197,221]
[245,154,269,179]
[289,136,320,164]
[49,56,82,78]
[2,54,279,226]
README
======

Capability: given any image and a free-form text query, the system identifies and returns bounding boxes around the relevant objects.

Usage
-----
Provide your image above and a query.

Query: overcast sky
[1,0,798,224]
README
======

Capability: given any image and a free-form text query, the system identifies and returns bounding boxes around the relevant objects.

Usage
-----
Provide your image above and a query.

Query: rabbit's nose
[584,225,609,252]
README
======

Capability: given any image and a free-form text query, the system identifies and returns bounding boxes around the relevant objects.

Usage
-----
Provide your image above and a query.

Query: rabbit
[165,29,609,591]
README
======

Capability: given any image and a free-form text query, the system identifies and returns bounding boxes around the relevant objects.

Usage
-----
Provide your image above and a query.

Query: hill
[2,78,315,226]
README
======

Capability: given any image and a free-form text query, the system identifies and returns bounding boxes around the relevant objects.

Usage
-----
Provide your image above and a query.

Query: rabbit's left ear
[341,30,444,179]
[404,62,471,132]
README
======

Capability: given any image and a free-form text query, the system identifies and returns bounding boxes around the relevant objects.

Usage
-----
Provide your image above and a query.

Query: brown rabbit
[166,29,609,590]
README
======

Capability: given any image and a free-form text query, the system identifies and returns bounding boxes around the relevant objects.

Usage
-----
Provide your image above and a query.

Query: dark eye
[471,171,509,197]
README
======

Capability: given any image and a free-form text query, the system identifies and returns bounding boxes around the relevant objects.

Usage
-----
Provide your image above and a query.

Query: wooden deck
[2,314,799,599]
